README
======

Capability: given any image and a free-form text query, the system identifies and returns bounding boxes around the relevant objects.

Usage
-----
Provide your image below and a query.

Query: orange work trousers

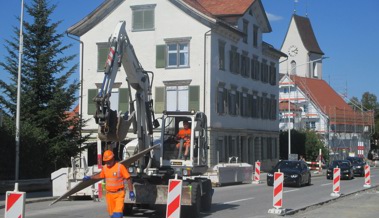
[106,190,125,218]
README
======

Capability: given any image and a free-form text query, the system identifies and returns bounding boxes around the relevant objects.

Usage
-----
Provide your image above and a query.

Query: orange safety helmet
[103,150,114,161]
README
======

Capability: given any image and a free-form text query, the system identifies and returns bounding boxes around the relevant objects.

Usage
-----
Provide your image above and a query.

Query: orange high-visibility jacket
[177,129,191,140]
[100,162,130,192]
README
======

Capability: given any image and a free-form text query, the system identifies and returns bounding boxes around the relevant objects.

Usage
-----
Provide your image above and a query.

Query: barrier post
[330,167,341,197]
[252,160,261,184]
[166,174,183,218]
[268,171,286,215]
[363,164,371,188]
[318,149,322,173]
[5,183,26,218]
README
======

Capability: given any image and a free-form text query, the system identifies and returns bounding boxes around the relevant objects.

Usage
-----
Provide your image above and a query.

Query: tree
[361,92,377,111]
[304,130,328,162]
[0,0,88,179]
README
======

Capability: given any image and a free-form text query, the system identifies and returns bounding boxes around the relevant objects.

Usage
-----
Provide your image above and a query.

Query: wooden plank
[49,145,158,206]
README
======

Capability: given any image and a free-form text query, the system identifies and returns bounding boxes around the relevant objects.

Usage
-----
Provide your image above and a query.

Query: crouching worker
[84,150,135,218]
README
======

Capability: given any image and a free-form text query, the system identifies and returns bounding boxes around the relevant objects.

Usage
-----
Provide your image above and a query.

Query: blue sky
[1,0,378,100]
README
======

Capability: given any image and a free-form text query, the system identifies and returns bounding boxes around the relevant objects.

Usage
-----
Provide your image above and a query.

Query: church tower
[279,15,325,79]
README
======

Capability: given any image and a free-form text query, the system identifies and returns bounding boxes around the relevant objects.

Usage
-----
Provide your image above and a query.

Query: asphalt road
[1,168,379,217]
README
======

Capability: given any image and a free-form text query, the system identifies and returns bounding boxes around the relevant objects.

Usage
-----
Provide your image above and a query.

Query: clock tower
[279,15,325,79]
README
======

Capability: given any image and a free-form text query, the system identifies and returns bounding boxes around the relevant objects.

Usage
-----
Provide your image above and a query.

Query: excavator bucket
[98,111,135,142]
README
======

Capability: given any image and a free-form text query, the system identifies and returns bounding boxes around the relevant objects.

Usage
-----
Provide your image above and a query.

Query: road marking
[321,183,332,186]
[223,197,255,204]
[283,189,299,193]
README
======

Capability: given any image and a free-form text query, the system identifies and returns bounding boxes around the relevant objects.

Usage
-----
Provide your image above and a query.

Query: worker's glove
[129,191,135,201]
[83,176,91,181]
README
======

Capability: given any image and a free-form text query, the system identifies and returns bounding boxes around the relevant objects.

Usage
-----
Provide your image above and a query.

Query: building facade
[278,15,374,160]
[68,0,285,171]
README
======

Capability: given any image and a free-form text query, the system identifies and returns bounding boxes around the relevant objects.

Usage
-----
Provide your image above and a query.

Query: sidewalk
[289,186,379,218]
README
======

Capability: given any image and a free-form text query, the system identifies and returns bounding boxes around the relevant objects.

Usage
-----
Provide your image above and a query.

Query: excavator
[51,21,212,217]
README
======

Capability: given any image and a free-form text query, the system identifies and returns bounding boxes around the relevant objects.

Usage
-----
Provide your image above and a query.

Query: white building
[278,15,374,159]
[68,0,286,171]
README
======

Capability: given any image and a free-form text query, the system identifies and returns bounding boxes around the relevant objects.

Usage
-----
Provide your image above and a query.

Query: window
[241,89,248,117]
[166,86,189,111]
[217,84,227,114]
[167,41,189,68]
[253,25,258,47]
[241,51,250,77]
[229,46,240,74]
[252,91,259,118]
[306,121,316,130]
[97,43,108,72]
[270,95,277,120]
[87,88,129,115]
[303,104,308,113]
[228,88,237,116]
[243,20,248,43]
[218,41,226,70]
[269,62,276,86]
[155,85,199,112]
[291,60,297,74]
[218,137,226,163]
[313,62,319,78]
[131,5,155,31]
[261,59,268,83]
[251,57,260,80]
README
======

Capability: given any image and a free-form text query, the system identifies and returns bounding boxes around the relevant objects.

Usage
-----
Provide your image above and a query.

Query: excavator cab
[160,111,208,177]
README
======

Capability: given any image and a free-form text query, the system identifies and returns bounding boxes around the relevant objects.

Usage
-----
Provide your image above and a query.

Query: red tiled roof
[290,75,373,125]
[65,105,79,120]
[279,101,302,111]
[193,0,255,16]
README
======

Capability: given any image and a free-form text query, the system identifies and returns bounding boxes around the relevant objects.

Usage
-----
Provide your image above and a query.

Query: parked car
[326,160,354,180]
[346,156,366,177]
[267,160,311,187]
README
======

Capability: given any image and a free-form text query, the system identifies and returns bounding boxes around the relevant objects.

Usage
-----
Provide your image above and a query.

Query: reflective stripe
[104,163,125,191]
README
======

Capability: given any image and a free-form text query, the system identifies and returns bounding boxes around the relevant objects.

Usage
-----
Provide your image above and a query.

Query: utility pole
[15,0,24,181]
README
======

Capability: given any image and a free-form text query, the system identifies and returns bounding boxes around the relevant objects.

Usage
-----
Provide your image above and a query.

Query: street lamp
[287,56,329,160]
[15,0,25,181]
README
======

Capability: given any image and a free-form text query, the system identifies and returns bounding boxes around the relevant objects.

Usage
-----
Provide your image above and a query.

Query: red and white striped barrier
[306,161,325,171]
[358,141,364,158]
[252,160,261,184]
[364,164,371,188]
[5,183,26,218]
[268,172,286,215]
[166,175,183,218]
[330,167,341,197]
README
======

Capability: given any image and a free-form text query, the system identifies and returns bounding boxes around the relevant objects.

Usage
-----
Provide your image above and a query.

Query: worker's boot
[111,212,123,218]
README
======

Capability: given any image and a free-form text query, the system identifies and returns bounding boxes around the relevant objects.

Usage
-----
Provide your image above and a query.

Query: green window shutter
[133,10,143,30]
[118,88,129,113]
[189,86,200,111]
[155,86,165,113]
[97,44,108,72]
[88,89,98,115]
[156,45,166,68]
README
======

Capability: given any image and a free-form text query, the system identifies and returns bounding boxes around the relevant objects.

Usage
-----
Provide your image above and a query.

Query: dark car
[346,157,366,177]
[267,160,311,187]
[326,160,354,180]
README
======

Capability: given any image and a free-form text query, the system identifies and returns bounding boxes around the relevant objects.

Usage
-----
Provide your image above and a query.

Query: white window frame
[165,38,191,68]
[166,85,189,111]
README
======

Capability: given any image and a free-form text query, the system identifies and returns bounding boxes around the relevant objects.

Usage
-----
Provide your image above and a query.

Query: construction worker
[83,150,135,218]
[176,120,191,159]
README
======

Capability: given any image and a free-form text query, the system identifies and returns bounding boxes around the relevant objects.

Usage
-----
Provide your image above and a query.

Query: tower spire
[293,0,298,14]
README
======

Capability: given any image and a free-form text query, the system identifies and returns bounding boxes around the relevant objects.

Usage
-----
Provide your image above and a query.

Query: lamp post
[287,57,329,160]
[15,0,24,181]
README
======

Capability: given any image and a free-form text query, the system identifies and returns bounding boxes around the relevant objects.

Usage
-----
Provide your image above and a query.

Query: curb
[0,196,58,210]
[283,184,379,216]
